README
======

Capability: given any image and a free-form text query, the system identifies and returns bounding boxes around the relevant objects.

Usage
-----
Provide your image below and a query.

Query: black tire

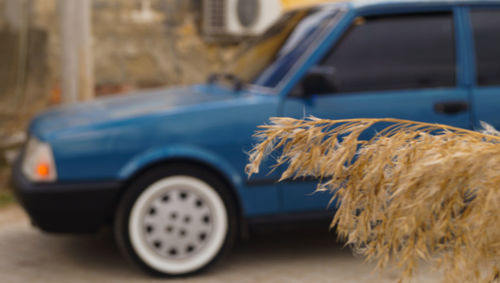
[114,164,238,277]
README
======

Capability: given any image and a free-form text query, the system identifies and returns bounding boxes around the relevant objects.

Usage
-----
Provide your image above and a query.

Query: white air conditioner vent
[203,0,282,37]
[205,0,226,34]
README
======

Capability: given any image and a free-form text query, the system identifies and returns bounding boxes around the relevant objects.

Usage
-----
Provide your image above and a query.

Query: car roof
[349,0,500,10]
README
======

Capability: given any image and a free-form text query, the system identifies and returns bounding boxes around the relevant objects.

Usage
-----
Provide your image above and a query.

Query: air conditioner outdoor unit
[203,0,283,37]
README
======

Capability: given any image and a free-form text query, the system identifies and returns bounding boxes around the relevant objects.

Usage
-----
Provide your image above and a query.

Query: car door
[468,8,500,130]
[279,8,472,213]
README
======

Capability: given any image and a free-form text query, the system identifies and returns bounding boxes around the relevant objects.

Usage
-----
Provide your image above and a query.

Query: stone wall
[0,0,239,114]
[90,0,232,89]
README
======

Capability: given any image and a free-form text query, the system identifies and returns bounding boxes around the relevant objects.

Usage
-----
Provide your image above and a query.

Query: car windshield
[225,6,345,89]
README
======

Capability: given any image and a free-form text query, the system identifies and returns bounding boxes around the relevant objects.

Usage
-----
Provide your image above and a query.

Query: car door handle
[433,101,469,115]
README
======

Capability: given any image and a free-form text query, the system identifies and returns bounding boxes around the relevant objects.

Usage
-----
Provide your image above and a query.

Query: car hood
[30,85,237,140]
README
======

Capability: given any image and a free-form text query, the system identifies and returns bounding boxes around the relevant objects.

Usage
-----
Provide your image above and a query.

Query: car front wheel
[115,164,237,276]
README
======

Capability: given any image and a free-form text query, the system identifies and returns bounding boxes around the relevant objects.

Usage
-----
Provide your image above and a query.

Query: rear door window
[470,9,500,86]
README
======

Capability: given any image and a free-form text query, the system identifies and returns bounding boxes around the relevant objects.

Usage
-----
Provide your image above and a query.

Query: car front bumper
[11,157,122,233]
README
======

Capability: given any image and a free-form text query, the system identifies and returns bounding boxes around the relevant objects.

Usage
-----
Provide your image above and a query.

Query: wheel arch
[115,145,248,237]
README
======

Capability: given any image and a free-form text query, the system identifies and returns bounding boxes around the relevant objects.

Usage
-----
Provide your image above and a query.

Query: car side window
[301,12,456,95]
[470,9,500,86]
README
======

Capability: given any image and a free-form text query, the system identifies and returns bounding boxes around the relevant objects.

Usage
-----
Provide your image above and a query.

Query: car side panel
[278,5,472,213]
[114,96,283,216]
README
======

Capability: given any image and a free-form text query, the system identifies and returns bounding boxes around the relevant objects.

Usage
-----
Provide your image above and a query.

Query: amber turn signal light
[36,163,51,178]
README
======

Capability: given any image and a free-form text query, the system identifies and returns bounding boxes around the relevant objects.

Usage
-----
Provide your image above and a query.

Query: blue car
[13,0,500,276]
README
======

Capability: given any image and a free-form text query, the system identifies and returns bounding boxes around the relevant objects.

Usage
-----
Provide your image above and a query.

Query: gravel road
[0,204,441,283]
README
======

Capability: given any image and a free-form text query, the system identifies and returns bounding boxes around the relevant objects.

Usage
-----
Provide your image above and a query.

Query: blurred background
[0,2,457,282]
[1,0,238,121]
[0,0,333,207]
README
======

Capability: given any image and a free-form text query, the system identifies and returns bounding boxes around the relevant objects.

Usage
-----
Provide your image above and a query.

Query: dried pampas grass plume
[246,117,500,283]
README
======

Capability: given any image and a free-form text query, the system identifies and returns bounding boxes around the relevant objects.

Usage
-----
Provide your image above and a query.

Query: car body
[12,0,500,277]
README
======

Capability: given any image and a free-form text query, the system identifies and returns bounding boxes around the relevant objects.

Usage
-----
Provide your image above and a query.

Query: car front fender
[118,144,244,193]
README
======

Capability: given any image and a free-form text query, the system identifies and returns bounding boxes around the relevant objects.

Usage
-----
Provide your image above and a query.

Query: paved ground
[0,204,441,283]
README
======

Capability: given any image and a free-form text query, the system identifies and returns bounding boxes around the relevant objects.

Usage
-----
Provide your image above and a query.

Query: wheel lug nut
[196,200,203,208]
[153,241,162,248]
[203,215,210,224]
[199,233,207,241]
[169,248,177,256]
[179,229,187,237]
[180,192,188,200]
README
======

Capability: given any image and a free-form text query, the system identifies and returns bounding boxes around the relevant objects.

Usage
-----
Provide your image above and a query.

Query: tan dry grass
[246,117,500,282]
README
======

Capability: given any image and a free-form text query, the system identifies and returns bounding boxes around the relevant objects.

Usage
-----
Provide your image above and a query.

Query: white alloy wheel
[128,176,229,275]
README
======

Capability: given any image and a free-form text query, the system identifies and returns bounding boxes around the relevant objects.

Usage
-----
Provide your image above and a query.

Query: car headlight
[22,137,57,182]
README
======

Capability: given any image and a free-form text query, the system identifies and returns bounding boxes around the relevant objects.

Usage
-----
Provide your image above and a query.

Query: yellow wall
[281,0,345,11]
